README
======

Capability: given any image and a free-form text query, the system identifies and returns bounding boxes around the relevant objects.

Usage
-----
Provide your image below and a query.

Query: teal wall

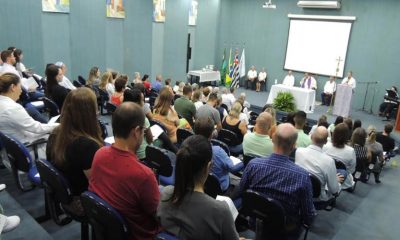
[2,0,400,113]
[0,0,220,84]
[217,0,400,112]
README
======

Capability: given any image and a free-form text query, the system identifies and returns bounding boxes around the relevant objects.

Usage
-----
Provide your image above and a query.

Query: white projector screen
[284,17,353,78]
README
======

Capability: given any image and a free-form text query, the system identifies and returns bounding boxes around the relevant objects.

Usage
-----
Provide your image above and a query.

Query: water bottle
[274,79,278,85]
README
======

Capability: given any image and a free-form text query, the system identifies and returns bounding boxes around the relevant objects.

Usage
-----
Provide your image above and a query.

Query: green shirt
[136,117,150,160]
[174,96,196,127]
[296,129,312,148]
[243,132,273,157]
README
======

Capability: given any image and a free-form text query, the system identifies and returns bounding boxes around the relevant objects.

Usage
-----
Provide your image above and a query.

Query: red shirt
[89,146,160,240]
[143,81,151,94]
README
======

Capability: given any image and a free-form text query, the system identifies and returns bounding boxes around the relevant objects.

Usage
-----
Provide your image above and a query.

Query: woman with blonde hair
[98,71,115,98]
[86,66,100,87]
[47,88,103,214]
[222,101,247,154]
[264,107,277,138]
[366,125,384,183]
[153,87,189,143]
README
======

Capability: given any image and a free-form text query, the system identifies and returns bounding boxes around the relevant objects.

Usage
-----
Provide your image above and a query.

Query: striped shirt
[240,153,316,225]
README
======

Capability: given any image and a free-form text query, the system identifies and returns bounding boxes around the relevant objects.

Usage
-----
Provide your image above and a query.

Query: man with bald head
[152,74,163,93]
[243,112,274,157]
[240,123,316,236]
[295,127,344,203]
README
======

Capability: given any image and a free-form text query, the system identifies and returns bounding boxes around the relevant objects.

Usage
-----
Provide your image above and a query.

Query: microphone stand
[358,81,378,112]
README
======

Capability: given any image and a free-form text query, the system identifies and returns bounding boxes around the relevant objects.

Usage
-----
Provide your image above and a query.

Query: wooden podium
[333,84,353,118]
[395,107,400,132]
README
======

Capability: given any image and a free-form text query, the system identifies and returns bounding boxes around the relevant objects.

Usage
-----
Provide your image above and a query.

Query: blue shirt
[211,146,244,191]
[240,153,316,225]
[152,81,162,92]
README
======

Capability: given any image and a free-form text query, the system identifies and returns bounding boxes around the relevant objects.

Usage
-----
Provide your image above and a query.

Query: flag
[220,48,228,86]
[239,48,246,78]
[230,50,241,88]
[225,48,232,87]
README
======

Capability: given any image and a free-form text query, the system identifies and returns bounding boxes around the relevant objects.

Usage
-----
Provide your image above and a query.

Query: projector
[263,1,277,9]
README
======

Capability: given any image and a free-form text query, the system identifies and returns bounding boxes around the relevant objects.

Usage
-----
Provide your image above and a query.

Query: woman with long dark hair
[351,127,371,182]
[47,88,103,212]
[157,135,240,240]
[45,64,70,110]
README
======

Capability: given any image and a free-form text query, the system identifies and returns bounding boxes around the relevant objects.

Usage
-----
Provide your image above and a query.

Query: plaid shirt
[240,153,316,225]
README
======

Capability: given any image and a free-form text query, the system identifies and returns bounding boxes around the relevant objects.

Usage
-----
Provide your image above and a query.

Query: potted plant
[273,91,296,113]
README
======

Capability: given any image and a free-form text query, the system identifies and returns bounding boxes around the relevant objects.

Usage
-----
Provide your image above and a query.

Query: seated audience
[157,135,241,240]
[376,123,396,153]
[86,66,101,87]
[222,102,247,153]
[379,86,398,118]
[123,89,153,160]
[328,116,344,137]
[221,87,236,110]
[55,62,76,90]
[294,111,311,148]
[13,49,28,76]
[142,74,151,95]
[133,72,142,84]
[323,123,356,191]
[98,71,114,98]
[173,81,180,93]
[366,126,384,183]
[344,118,353,142]
[201,86,210,102]
[132,83,154,120]
[192,89,204,110]
[216,94,228,122]
[240,123,316,236]
[353,119,362,131]
[47,88,102,214]
[243,112,274,157]
[152,74,163,93]
[0,73,58,145]
[111,77,127,106]
[174,85,196,128]
[308,115,328,137]
[164,78,174,95]
[89,102,160,240]
[194,118,243,195]
[45,64,70,110]
[196,92,222,130]
[296,127,343,202]
[176,82,185,96]
[153,88,181,143]
[264,106,277,138]
[351,127,371,182]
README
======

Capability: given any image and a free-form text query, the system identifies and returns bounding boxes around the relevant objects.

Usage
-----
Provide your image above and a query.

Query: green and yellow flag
[225,48,232,87]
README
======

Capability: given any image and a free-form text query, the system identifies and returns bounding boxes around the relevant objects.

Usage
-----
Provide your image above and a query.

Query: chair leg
[81,222,89,240]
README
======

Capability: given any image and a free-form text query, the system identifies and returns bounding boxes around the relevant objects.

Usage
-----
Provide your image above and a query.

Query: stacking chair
[81,191,130,240]
[98,120,109,139]
[211,139,230,156]
[334,158,360,192]
[41,97,60,117]
[243,154,259,167]
[309,174,336,211]
[156,231,178,240]
[0,132,41,191]
[149,119,168,133]
[105,102,117,114]
[36,159,89,240]
[240,190,310,240]
[78,75,86,85]
[217,129,241,156]
[176,128,194,145]
[204,173,222,199]
[220,103,229,112]
[97,87,109,115]
[145,145,176,186]
[73,80,82,88]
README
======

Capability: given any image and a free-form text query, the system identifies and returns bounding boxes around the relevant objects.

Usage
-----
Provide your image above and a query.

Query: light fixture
[297,1,341,9]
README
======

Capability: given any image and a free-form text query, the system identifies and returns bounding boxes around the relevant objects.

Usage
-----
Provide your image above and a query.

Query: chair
[98,120,109,139]
[309,174,335,211]
[81,191,130,240]
[211,139,230,156]
[220,103,229,112]
[0,132,41,191]
[105,102,117,114]
[240,190,310,240]
[78,76,86,85]
[41,97,60,117]
[309,174,321,199]
[204,173,222,199]
[36,159,89,240]
[97,88,109,115]
[243,154,259,167]
[155,231,178,240]
[176,128,194,145]
[217,129,240,155]
[145,145,175,186]
[73,80,82,88]
[149,119,168,133]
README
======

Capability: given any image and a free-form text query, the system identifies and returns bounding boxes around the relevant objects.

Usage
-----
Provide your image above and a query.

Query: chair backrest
[105,102,117,114]
[309,174,321,198]
[241,190,286,235]
[78,75,86,85]
[204,173,222,199]
[220,103,229,112]
[98,120,109,139]
[176,128,194,145]
[149,119,168,133]
[0,132,32,172]
[36,159,73,205]
[210,139,230,156]
[333,158,347,170]
[81,191,130,240]
[42,97,60,117]
[73,80,82,88]
[217,129,239,147]
[97,88,110,102]
[145,145,174,177]
[243,154,259,167]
